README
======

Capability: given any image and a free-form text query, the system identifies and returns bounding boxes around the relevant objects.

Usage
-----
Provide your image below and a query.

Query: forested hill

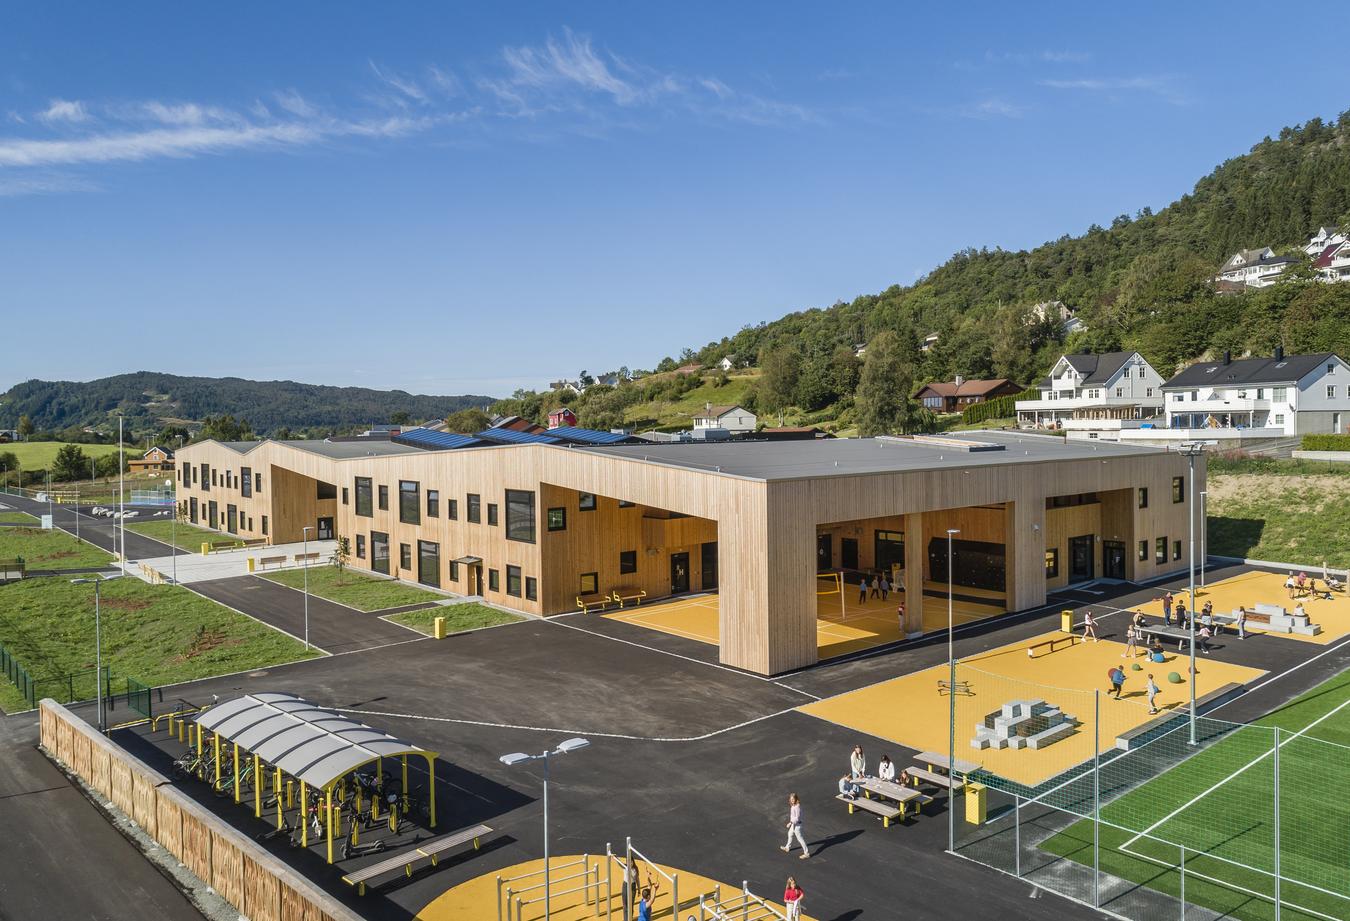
[0,372,493,437]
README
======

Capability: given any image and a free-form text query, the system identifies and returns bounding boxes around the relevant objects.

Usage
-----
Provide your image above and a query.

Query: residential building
[674,363,703,375]
[915,377,1022,413]
[1029,300,1087,336]
[1305,225,1345,257]
[0,429,18,443]
[692,404,757,434]
[549,379,583,394]
[1161,348,1350,436]
[175,431,1199,675]
[920,333,940,352]
[1313,238,1350,283]
[1214,247,1298,288]
[547,407,578,429]
[127,446,175,474]
[717,356,737,371]
[1016,352,1165,428]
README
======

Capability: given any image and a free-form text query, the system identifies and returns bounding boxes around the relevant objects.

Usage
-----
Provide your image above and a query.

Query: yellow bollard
[434,616,447,640]
[428,757,436,828]
[275,768,283,830]
[300,782,308,847]
[1060,609,1074,634]
[254,754,262,818]
[247,557,256,573]
[201,542,210,556]
[286,778,294,809]
[326,788,334,865]
[233,744,240,804]
[214,733,221,782]
[402,755,409,815]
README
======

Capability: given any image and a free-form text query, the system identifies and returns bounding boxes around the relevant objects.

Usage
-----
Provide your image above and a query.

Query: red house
[547,407,578,429]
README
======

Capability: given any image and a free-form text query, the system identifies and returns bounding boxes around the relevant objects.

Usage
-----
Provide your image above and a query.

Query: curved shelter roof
[193,692,433,789]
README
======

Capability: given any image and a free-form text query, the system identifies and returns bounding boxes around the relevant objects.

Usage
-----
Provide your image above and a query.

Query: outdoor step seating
[1115,682,1246,750]
[342,823,492,895]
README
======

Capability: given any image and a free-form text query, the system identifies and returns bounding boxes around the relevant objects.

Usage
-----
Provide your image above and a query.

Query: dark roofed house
[915,377,1022,413]
[1016,351,1166,430]
[1214,246,1297,289]
[1162,348,1350,436]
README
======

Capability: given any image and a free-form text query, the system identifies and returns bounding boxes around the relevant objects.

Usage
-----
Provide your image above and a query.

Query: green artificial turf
[385,602,524,636]
[261,565,443,612]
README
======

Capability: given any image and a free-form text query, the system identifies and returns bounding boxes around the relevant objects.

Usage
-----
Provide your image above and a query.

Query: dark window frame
[417,539,441,588]
[1155,537,1167,565]
[506,489,536,543]
[356,534,366,559]
[525,576,537,602]
[449,560,460,582]
[1173,539,1182,561]
[467,493,481,523]
[448,498,459,521]
[399,542,412,571]
[355,477,373,517]
[1172,476,1184,503]
[578,492,597,511]
[1138,540,1148,562]
[506,564,522,597]
[547,507,567,531]
[378,484,390,511]
[487,503,499,527]
[427,489,440,518]
[1044,548,1059,579]
[240,466,252,498]
[1138,487,1148,509]
[399,480,421,525]
[619,550,637,575]
[579,572,599,595]
[488,568,500,592]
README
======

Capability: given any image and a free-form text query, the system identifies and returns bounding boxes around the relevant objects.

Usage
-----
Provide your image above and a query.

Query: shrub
[961,389,1036,425]
[1301,434,1350,452]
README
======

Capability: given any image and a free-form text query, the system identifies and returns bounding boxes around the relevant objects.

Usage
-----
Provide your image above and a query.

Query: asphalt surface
[188,575,428,655]
[0,491,182,563]
[0,714,203,921]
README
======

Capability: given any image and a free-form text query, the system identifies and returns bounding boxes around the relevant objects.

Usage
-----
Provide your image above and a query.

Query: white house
[1029,300,1087,336]
[1016,352,1166,429]
[692,403,757,434]
[920,333,940,353]
[1305,225,1346,257]
[717,356,737,371]
[1313,239,1350,283]
[1161,349,1350,436]
[1214,247,1298,288]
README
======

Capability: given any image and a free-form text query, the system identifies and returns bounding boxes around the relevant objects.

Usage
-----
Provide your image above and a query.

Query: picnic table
[913,751,980,776]
[858,777,933,815]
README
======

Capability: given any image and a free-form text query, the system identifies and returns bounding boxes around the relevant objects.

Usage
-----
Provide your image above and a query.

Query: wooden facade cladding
[175,439,1201,675]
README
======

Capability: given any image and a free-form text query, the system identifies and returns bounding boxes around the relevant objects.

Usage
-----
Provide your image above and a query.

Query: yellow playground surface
[800,627,1266,786]
[416,855,817,921]
[1129,569,1350,645]
[604,579,1007,659]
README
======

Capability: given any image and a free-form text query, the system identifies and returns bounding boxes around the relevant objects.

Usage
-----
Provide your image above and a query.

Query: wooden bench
[342,823,492,895]
[293,552,321,565]
[0,557,24,581]
[837,793,903,827]
[1027,634,1077,658]
[907,766,965,792]
[576,594,615,614]
[257,555,287,570]
[857,778,934,817]
[611,587,647,609]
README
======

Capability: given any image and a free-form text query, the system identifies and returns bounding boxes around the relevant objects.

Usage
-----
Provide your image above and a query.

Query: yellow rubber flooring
[1129,570,1350,645]
[799,627,1266,786]
[604,582,1006,659]
[415,855,817,921]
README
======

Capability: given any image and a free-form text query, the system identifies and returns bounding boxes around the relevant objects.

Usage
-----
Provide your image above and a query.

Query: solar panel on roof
[393,429,484,450]
[544,426,633,445]
[474,427,561,445]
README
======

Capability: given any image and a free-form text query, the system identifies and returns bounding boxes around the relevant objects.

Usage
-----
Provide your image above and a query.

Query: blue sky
[3,3,1348,398]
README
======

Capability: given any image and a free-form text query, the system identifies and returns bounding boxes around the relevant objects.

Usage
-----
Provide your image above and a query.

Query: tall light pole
[302,525,313,650]
[1177,443,1203,745]
[946,526,960,854]
[118,415,126,575]
[1199,490,1208,589]
[72,575,122,733]
[167,478,177,584]
[500,738,591,920]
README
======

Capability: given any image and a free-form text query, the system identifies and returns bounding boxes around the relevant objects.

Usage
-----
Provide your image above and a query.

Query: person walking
[1123,623,1139,659]
[1162,592,1174,627]
[1106,665,1125,699]
[783,877,805,921]
[869,575,881,600]
[781,793,809,859]
[1146,674,1161,714]
[858,577,868,605]
[849,745,866,779]
[879,575,890,602]
[1236,606,1247,640]
[1082,609,1098,643]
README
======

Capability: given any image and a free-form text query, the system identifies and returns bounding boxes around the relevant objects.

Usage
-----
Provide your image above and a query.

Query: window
[261,515,268,536]
[356,534,365,558]
[399,543,412,571]
[578,492,597,511]
[1329,363,1337,375]
[1138,487,1149,509]
[1328,385,1337,400]
[1275,414,1286,425]
[427,489,439,518]
[619,550,637,574]
[1044,549,1059,579]
[317,481,336,500]
[467,493,481,523]
[240,466,252,498]
[506,565,522,597]
[487,503,499,526]
[378,484,389,511]
[1146,388,1153,397]
[548,507,567,531]
[371,531,390,575]
[417,540,440,587]
[1138,540,1148,562]
[355,478,372,517]
[1155,537,1167,565]
[211,468,218,487]
[488,568,500,592]
[448,498,458,520]
[1173,540,1182,561]
[342,487,349,506]
[1115,387,1123,398]
[1256,388,1264,400]
[618,500,636,508]
[255,472,262,493]
[399,480,420,525]
[449,560,460,582]
[579,572,599,595]
[1172,476,1184,503]
[506,490,536,542]
[525,577,537,602]
[1191,390,1199,400]
[1273,386,1287,401]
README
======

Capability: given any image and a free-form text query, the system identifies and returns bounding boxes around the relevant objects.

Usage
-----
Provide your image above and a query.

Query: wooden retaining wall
[38,699,360,921]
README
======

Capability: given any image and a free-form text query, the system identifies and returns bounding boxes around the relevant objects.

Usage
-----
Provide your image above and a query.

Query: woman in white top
[849,745,865,779]
[877,755,896,783]
[1082,610,1098,642]
[780,793,809,858]
[1122,624,1138,659]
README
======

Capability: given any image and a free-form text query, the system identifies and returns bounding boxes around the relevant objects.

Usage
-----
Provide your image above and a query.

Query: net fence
[949,660,1350,921]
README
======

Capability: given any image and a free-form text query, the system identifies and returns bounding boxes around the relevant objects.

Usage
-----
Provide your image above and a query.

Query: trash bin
[433,616,447,640]
[201,542,211,556]
[965,782,987,825]
[247,557,256,573]
[1061,609,1074,634]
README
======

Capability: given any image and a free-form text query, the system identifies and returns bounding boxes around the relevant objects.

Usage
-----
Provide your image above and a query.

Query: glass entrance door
[317,517,334,540]
[1103,540,1126,580]
[670,552,690,594]
[1069,534,1095,582]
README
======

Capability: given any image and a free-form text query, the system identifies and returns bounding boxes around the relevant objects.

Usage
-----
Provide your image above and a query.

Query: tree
[16,415,33,438]
[334,536,351,575]
[388,411,412,426]
[855,331,921,436]
[990,306,1036,383]
[52,444,89,482]
[444,408,491,434]
[0,450,17,479]
[158,424,189,447]
[759,345,802,412]
[198,414,252,442]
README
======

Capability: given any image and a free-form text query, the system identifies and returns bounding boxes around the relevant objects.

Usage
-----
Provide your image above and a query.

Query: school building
[173,430,1201,675]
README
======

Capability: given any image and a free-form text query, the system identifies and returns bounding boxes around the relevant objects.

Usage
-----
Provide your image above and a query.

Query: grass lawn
[0,441,123,470]
[126,519,228,551]
[622,371,760,431]
[386,602,524,636]
[0,526,114,569]
[0,511,38,525]
[1040,668,1350,921]
[1207,472,1350,567]
[261,565,443,612]
[0,577,319,713]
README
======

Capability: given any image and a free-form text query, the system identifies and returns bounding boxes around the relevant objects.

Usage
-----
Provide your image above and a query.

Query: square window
[1044,549,1058,579]
[525,576,537,602]
[547,507,567,531]
[378,484,389,511]
[619,550,637,574]
[488,568,500,592]
[400,543,412,571]
[467,493,481,523]
[356,534,365,559]
[1138,487,1148,509]
[506,564,522,597]
[1173,540,1182,561]
[1172,476,1184,503]
[578,492,597,511]
[1155,537,1167,565]
[487,503,499,527]
[579,572,599,595]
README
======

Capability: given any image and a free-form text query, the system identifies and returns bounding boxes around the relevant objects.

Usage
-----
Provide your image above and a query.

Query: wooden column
[1005,500,1045,612]
[903,512,925,635]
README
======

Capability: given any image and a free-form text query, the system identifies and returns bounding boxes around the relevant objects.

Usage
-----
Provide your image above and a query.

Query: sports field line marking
[334,704,805,744]
[1120,690,1350,853]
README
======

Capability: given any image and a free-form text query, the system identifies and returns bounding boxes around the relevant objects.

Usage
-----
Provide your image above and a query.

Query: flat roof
[213,439,432,459]
[575,430,1171,481]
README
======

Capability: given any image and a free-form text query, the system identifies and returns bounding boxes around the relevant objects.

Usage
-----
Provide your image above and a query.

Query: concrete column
[903,512,925,635]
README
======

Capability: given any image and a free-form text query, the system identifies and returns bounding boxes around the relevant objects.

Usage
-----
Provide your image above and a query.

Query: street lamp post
[72,575,122,733]
[302,525,313,650]
[946,527,960,854]
[500,738,591,920]
[167,478,177,584]
[1199,490,1207,589]
[118,415,126,576]
[1177,443,1204,745]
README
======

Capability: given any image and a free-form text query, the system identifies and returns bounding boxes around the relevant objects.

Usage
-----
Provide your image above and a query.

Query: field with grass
[622,371,761,431]
[1206,471,1350,567]
[0,577,319,713]
[261,565,443,612]
[1041,668,1350,921]
[0,511,38,525]
[0,526,114,569]
[126,519,228,551]
[386,602,524,636]
[1,441,124,469]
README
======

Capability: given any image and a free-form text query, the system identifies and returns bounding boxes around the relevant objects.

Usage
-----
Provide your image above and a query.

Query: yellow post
[247,557,256,573]
[300,781,308,847]
[325,787,334,865]
[214,733,221,782]
[195,722,202,755]
[201,542,210,556]
[402,755,409,814]
[427,755,437,828]
[1060,609,1073,634]
[233,744,240,803]
[286,779,293,809]
[275,768,283,829]
[434,616,446,639]
[254,754,262,818]
[351,809,360,846]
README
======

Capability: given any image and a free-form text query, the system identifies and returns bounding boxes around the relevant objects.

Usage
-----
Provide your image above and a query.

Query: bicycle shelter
[191,691,438,864]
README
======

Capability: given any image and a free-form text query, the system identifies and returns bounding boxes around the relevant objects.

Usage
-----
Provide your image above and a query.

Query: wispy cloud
[0,172,98,196]
[957,50,1092,70]
[960,98,1026,119]
[1038,75,1189,104]
[39,99,90,124]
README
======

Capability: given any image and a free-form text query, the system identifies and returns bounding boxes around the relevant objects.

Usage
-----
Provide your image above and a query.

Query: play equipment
[972,699,1078,751]
[816,570,845,619]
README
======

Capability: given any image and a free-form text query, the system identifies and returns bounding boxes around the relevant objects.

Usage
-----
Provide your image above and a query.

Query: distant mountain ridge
[0,371,495,436]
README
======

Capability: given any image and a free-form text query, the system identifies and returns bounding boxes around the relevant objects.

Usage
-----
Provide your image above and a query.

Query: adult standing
[1122,623,1139,659]
[783,877,805,921]
[780,793,809,859]
[1236,606,1247,640]
[1082,609,1098,643]
[849,745,866,779]
[1162,592,1174,627]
